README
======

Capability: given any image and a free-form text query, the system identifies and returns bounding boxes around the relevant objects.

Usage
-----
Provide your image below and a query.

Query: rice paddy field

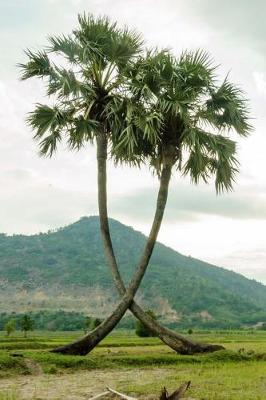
[1,330,266,399]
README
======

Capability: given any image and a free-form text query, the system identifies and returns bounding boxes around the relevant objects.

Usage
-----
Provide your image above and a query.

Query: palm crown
[19,14,143,155]
[111,49,251,192]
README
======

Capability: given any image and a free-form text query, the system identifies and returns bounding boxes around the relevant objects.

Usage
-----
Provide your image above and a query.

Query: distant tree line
[2,309,266,334]
[0,311,103,333]
[4,314,34,337]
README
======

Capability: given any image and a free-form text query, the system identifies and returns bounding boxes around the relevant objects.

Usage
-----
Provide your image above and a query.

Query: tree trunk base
[176,343,224,355]
[158,333,224,355]
[50,336,97,355]
[51,347,89,355]
[50,334,224,356]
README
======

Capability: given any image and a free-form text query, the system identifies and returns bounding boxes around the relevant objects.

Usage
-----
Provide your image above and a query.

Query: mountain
[1,216,266,329]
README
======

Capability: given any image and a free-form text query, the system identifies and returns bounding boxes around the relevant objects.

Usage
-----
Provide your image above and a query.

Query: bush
[20,315,34,338]
[92,318,102,328]
[4,319,16,337]
[135,310,157,337]
[43,364,57,374]
[85,317,102,332]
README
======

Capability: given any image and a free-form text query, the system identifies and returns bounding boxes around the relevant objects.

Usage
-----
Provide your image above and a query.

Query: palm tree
[19,14,207,355]
[93,49,251,355]
[19,15,251,355]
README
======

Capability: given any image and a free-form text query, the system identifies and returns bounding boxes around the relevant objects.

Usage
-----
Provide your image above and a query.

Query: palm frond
[68,117,98,149]
[174,50,216,101]
[107,28,143,69]
[19,50,54,80]
[74,13,115,60]
[77,13,116,42]
[205,78,252,136]
[27,104,73,137]
[48,35,82,64]
[179,49,215,72]
[182,127,239,192]
[183,151,211,184]
[39,131,62,157]
[47,67,81,97]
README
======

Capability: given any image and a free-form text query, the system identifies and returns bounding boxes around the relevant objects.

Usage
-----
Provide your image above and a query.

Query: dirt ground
[0,368,172,399]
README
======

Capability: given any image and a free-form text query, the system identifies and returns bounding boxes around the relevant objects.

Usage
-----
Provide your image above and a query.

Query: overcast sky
[0,0,266,282]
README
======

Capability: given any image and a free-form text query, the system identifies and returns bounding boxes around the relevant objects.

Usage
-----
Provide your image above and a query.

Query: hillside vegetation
[1,216,266,328]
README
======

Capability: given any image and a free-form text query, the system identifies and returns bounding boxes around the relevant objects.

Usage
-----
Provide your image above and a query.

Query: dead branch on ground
[89,381,191,399]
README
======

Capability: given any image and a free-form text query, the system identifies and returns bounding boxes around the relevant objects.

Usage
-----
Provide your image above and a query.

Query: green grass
[1,330,266,399]
[118,362,266,400]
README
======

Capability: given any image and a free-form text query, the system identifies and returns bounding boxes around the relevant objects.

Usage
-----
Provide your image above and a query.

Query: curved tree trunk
[52,135,174,355]
[96,134,224,355]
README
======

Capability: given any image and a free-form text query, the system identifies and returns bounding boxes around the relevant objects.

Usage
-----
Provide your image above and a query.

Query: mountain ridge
[0,216,265,328]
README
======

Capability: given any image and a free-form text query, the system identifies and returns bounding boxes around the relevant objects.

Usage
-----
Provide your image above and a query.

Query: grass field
[1,330,266,399]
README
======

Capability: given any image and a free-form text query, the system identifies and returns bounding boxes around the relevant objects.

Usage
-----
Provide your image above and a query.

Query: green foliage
[0,311,90,332]
[135,310,157,337]
[260,323,266,331]
[83,316,102,332]
[83,316,92,332]
[1,217,266,329]
[116,48,251,192]
[4,320,16,337]
[0,351,28,377]
[92,318,102,329]
[19,13,144,164]
[42,364,57,374]
[19,14,251,192]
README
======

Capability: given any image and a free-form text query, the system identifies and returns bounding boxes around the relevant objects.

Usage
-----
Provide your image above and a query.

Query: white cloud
[253,71,266,96]
[0,166,97,234]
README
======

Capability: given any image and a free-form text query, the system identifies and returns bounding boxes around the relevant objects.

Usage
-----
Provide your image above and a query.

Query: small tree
[92,318,102,329]
[83,316,92,333]
[260,323,266,331]
[20,315,34,338]
[136,310,157,337]
[83,316,102,332]
[4,319,16,337]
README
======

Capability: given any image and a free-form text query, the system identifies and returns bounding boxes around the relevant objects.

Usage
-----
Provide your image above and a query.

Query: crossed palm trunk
[95,134,223,355]
[52,134,173,355]
[52,133,223,355]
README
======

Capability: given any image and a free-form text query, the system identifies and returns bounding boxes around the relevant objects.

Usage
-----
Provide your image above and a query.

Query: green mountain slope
[0,216,265,328]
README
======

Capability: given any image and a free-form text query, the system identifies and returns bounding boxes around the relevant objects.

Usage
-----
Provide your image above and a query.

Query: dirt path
[0,368,171,399]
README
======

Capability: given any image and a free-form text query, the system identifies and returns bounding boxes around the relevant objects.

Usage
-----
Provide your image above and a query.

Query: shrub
[4,319,16,337]
[135,310,157,337]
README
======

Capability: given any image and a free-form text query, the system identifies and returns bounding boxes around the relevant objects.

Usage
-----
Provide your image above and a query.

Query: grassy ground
[1,330,266,399]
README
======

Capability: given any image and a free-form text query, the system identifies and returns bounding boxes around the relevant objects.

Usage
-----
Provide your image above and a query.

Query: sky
[0,0,266,282]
